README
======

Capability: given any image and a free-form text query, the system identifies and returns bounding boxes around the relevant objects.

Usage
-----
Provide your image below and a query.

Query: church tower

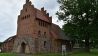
[13,0,52,53]
[17,0,35,36]
[13,0,37,53]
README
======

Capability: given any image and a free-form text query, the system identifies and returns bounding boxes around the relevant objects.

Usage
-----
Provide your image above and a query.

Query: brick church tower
[2,0,70,54]
[13,0,53,53]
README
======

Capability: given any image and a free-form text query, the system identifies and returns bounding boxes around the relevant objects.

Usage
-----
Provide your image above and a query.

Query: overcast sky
[0,0,64,42]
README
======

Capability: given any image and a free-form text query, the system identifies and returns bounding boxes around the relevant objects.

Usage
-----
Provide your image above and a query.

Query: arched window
[21,16,24,20]
[39,20,41,26]
[45,23,46,27]
[27,15,30,18]
[27,15,28,18]
[25,9,27,12]
[38,31,41,37]
[29,15,30,18]
[25,16,26,19]
[43,22,44,27]
[44,41,46,48]
[44,32,46,37]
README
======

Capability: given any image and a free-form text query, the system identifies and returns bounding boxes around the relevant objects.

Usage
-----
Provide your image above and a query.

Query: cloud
[0,0,20,42]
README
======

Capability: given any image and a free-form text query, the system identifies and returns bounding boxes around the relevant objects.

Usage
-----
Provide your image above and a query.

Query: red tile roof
[3,35,16,43]
[50,24,69,40]
[36,9,50,23]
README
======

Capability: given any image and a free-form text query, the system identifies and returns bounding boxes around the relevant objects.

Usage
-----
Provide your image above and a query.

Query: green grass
[0,49,98,56]
[68,49,98,56]
[33,53,62,56]
[0,53,16,56]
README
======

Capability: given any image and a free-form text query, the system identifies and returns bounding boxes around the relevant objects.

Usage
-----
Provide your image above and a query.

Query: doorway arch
[21,42,26,53]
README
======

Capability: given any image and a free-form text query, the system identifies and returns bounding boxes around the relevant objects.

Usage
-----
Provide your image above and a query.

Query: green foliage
[56,0,98,51]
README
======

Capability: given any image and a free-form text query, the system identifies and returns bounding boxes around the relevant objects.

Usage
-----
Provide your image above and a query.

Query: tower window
[25,16,26,19]
[21,14,30,20]
[44,32,46,35]
[27,15,30,18]
[38,31,41,37]
[38,20,48,28]
[44,41,46,48]
[25,9,27,12]
[43,22,44,27]
[41,21,42,26]
[44,23,46,27]
[39,20,41,26]
[29,15,30,17]
[44,32,46,37]
[22,17,24,20]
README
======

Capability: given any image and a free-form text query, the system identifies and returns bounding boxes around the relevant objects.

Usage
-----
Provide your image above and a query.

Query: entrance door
[21,42,26,53]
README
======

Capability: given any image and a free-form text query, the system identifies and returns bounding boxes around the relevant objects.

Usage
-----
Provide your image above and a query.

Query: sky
[0,0,64,42]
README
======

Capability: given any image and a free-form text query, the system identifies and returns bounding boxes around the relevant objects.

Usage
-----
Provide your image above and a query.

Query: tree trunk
[84,32,90,52]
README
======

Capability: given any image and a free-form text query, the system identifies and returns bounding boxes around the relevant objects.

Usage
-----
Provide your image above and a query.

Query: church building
[1,0,70,54]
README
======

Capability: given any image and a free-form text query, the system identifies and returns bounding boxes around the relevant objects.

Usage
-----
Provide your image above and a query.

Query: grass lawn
[0,53,16,56]
[67,49,98,56]
[0,49,98,56]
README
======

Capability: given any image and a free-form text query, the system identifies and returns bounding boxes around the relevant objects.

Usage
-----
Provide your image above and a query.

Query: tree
[56,0,98,52]
[62,22,78,48]
[0,42,2,47]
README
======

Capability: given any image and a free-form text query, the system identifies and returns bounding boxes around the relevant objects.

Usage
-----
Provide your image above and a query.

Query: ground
[0,49,98,56]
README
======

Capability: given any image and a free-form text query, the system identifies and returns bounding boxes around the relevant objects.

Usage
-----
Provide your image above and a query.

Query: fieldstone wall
[13,35,35,54]
[36,35,51,53]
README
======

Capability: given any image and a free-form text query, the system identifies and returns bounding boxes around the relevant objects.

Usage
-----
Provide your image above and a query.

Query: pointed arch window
[38,31,41,37]
[44,41,46,48]
[25,9,27,12]
[44,32,46,38]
